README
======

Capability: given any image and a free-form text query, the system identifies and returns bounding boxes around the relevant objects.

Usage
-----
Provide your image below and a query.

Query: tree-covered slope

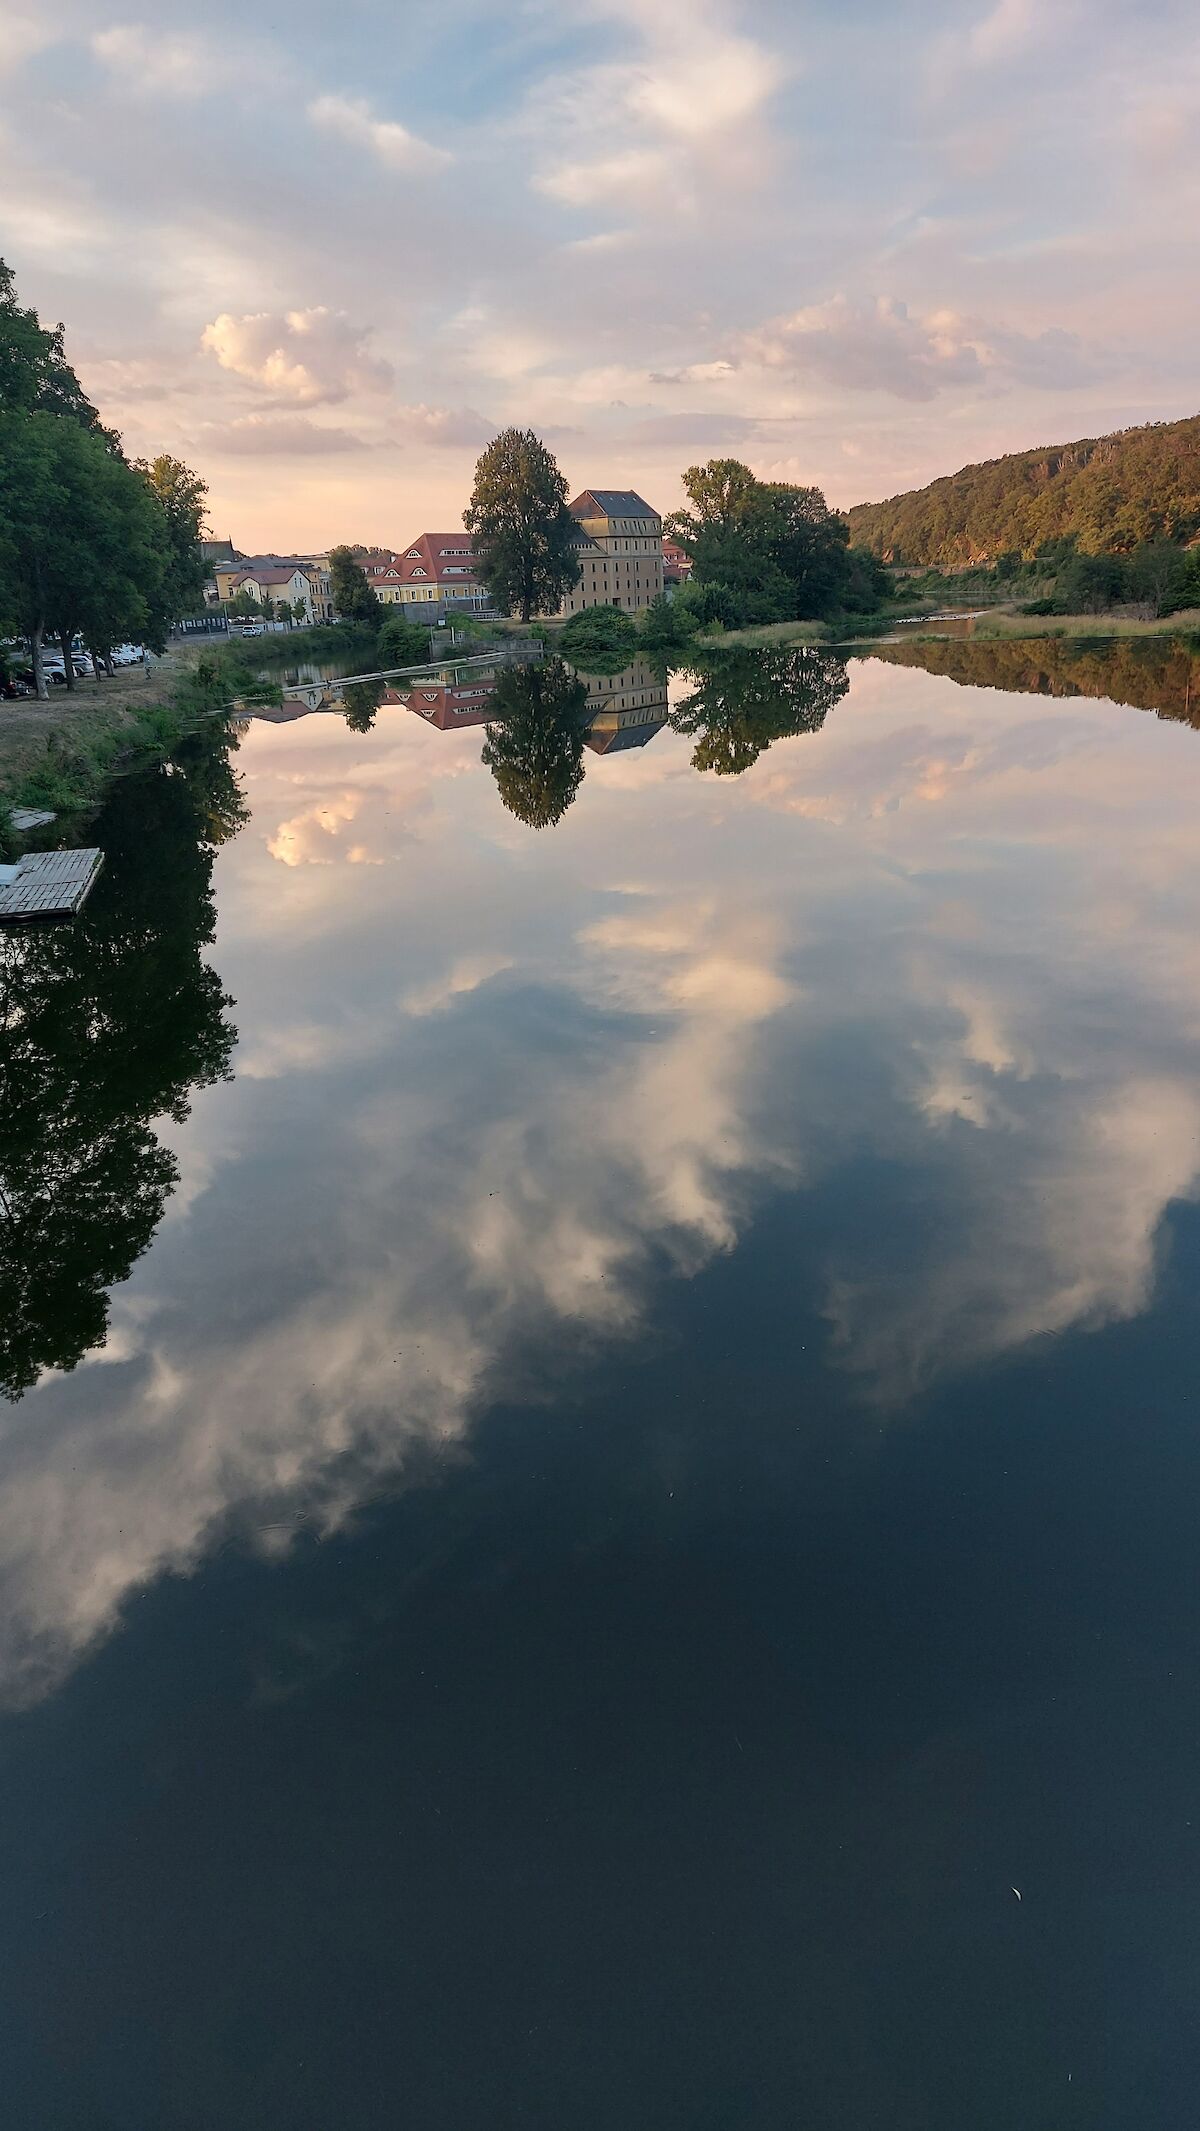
[847,416,1200,565]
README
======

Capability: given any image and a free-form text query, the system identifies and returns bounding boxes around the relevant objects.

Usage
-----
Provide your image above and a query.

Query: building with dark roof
[560,491,664,616]
[580,659,670,753]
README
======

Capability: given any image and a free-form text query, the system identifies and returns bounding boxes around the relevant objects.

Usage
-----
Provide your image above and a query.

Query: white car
[111,643,146,666]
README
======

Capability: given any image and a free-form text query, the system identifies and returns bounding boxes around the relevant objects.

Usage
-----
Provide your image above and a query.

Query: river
[1,637,1198,2127]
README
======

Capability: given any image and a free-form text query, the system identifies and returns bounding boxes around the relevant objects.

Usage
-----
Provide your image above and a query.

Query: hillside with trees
[847,415,1200,566]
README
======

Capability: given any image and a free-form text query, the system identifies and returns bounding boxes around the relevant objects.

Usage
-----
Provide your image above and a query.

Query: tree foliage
[480,658,589,827]
[138,452,208,617]
[377,614,432,667]
[665,459,865,622]
[559,603,640,672]
[671,645,850,775]
[0,727,244,1399]
[0,257,105,432]
[847,415,1200,565]
[329,544,382,624]
[464,429,581,622]
[0,263,205,691]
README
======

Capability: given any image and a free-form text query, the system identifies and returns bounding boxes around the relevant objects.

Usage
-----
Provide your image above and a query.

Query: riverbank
[839,606,1200,647]
[0,642,258,833]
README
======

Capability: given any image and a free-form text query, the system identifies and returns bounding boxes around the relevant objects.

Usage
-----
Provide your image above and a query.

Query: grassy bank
[839,608,1200,648]
[0,645,275,833]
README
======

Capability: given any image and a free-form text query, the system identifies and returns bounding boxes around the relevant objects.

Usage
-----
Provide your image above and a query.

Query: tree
[671,645,849,775]
[0,725,243,1398]
[480,659,589,827]
[0,257,106,433]
[329,545,382,623]
[378,613,433,667]
[137,454,207,619]
[1128,540,1189,618]
[0,410,172,695]
[666,459,858,622]
[227,587,261,619]
[559,604,639,673]
[638,592,702,659]
[342,677,387,732]
[463,429,581,622]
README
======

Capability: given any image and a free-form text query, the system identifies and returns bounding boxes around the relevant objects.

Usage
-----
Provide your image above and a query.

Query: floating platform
[9,807,57,832]
[0,848,104,923]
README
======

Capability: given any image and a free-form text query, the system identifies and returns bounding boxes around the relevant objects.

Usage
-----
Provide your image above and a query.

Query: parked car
[239,625,264,639]
[111,643,146,666]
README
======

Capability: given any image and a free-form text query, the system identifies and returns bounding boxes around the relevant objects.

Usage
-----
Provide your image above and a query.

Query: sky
[1,0,1197,549]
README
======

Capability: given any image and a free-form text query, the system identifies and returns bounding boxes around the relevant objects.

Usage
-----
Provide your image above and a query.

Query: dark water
[2,640,1199,2128]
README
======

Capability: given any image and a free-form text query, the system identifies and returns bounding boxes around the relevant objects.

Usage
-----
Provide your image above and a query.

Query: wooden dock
[0,848,104,923]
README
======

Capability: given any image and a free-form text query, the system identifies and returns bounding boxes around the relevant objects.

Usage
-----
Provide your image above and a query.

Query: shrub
[559,604,640,672]
[378,615,435,668]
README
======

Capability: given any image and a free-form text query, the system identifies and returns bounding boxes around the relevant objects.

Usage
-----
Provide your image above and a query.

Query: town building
[214,558,333,622]
[390,668,500,728]
[559,491,664,616]
[580,659,670,753]
[662,538,694,585]
[393,534,492,615]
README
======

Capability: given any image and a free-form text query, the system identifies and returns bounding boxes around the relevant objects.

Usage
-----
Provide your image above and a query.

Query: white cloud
[737,294,1090,402]
[199,307,393,404]
[529,1,781,213]
[91,22,229,96]
[308,92,451,172]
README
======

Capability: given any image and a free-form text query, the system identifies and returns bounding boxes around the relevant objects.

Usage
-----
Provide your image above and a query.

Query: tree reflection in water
[670,644,850,775]
[342,676,388,733]
[481,658,590,828]
[0,725,246,1399]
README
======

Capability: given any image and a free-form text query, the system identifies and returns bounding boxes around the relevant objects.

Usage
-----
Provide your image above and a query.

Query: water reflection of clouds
[2,670,1199,1701]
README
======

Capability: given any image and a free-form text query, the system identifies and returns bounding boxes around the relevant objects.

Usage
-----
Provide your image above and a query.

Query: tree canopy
[329,545,382,624]
[464,429,581,622]
[665,459,871,623]
[0,727,244,1399]
[480,658,589,826]
[0,262,207,689]
[671,644,850,775]
[847,415,1200,565]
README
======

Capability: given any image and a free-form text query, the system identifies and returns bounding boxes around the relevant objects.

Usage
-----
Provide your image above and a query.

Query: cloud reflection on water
[1,656,1198,1702]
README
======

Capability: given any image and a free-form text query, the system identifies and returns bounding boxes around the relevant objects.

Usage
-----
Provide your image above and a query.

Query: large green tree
[0,257,105,432]
[137,452,208,618]
[665,459,859,623]
[464,429,581,622]
[329,544,382,623]
[0,726,244,1399]
[481,659,589,826]
[0,410,172,692]
[671,644,849,775]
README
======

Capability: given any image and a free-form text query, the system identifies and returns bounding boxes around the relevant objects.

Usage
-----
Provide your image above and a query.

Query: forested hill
[847,415,1200,565]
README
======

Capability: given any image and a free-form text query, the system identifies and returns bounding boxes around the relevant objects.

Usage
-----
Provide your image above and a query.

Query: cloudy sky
[2,0,1197,547]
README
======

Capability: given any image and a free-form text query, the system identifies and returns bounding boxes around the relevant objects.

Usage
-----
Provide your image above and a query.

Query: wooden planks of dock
[0,848,104,923]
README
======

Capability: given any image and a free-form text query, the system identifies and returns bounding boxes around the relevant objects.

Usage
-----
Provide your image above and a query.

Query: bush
[377,615,434,668]
[639,593,701,659]
[559,604,640,672]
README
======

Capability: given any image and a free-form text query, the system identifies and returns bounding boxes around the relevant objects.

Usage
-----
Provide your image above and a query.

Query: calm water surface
[2,642,1199,2127]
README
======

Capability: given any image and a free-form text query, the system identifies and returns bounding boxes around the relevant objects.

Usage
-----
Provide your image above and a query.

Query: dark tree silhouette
[671,645,850,776]
[481,659,589,827]
[342,677,387,732]
[0,725,245,1398]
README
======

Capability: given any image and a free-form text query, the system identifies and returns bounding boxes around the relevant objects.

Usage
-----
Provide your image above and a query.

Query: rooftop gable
[570,489,659,521]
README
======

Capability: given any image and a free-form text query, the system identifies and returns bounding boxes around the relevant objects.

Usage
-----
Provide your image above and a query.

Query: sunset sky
[2,0,1196,550]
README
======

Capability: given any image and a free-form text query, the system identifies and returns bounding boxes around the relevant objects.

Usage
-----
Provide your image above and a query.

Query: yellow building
[560,490,664,616]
